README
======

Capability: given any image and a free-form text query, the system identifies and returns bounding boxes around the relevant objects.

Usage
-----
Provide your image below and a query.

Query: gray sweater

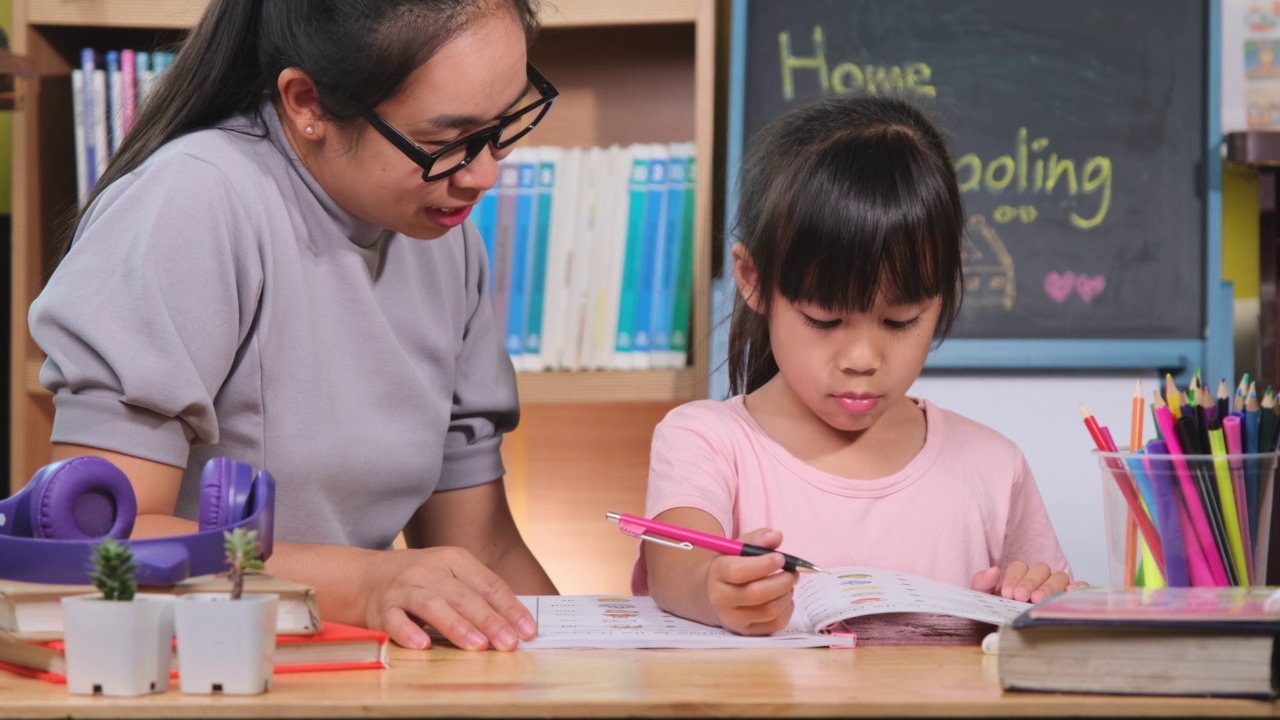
[29,102,519,550]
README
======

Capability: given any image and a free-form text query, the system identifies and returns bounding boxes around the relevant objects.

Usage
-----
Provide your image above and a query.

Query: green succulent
[223,528,265,601]
[89,538,137,601]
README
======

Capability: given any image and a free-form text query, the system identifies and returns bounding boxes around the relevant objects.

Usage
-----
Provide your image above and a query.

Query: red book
[0,621,389,684]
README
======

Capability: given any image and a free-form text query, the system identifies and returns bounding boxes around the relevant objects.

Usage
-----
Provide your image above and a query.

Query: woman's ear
[276,68,327,141]
[732,243,765,314]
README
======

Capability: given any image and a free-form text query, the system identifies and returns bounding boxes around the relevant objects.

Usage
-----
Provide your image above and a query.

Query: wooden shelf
[29,359,703,403]
[518,368,702,403]
[25,0,697,29]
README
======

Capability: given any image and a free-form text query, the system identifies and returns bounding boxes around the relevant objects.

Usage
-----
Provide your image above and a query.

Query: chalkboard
[728,0,1213,342]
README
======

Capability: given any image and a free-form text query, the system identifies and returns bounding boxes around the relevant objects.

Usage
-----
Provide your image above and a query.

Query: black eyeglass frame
[364,62,558,182]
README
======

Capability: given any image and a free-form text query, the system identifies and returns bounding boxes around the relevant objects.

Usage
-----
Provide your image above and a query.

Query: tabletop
[3,644,1278,718]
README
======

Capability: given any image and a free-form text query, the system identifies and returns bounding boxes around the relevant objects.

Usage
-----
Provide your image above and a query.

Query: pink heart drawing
[1075,274,1106,303]
[1043,271,1076,303]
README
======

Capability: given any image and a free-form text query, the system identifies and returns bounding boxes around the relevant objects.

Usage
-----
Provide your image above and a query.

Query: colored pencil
[1152,392,1227,585]
[1080,404,1165,574]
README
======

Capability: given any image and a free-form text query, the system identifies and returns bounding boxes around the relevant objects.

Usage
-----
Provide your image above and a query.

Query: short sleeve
[632,403,742,594]
[437,221,519,492]
[999,451,1073,578]
[29,153,263,467]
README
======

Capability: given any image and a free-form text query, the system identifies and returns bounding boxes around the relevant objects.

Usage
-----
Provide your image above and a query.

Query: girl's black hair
[60,0,540,256]
[728,94,965,396]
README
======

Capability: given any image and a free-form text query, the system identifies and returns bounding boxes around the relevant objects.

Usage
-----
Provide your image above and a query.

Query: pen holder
[1095,450,1279,588]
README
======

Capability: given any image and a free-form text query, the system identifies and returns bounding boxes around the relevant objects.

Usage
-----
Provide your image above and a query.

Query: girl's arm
[645,506,797,635]
[50,443,543,652]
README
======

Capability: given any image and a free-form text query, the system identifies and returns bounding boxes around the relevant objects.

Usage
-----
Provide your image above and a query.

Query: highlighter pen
[605,512,822,573]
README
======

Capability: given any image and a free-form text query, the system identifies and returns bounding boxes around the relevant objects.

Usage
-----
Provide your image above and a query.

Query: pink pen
[606,512,822,572]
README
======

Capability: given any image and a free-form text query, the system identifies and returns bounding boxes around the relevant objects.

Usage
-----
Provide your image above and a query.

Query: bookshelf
[7,0,717,546]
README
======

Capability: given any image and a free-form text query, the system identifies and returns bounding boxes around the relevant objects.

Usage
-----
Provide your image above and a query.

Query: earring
[305,126,315,135]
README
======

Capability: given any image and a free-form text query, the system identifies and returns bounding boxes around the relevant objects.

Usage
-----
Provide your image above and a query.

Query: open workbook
[517,566,1030,649]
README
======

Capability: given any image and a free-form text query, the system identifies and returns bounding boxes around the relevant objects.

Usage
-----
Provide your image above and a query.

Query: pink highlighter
[606,512,822,573]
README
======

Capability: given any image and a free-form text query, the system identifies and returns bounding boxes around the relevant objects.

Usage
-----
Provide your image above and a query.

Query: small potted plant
[173,527,279,694]
[60,539,175,696]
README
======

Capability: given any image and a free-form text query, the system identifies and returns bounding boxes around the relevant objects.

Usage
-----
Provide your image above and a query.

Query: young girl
[29,0,558,651]
[635,95,1081,636]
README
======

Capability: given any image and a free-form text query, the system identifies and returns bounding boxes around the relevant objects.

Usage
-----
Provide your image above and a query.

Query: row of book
[481,143,697,373]
[71,47,177,202]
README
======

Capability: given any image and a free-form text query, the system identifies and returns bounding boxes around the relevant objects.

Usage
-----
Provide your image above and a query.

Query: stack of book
[0,573,388,682]
[997,586,1280,698]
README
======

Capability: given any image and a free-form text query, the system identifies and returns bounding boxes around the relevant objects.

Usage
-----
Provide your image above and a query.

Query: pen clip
[607,512,694,551]
[635,533,694,552]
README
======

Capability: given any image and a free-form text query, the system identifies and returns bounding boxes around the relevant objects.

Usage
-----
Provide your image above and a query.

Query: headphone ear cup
[27,457,137,540]
[197,458,257,532]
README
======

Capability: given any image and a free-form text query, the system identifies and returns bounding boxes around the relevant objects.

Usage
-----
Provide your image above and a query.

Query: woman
[29,0,558,651]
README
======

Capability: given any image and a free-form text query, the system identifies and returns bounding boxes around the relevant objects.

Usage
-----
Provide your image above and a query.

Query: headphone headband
[0,458,275,585]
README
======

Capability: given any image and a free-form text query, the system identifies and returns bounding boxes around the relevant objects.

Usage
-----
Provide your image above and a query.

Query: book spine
[670,149,697,368]
[523,150,557,371]
[613,148,650,369]
[655,146,686,368]
[474,191,499,294]
[92,69,109,184]
[105,51,122,156]
[491,161,520,343]
[632,146,668,371]
[506,156,536,362]
[70,70,88,203]
[80,49,98,191]
[120,49,137,137]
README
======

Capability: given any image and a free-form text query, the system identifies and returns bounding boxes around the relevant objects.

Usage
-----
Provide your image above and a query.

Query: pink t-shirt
[632,396,1071,595]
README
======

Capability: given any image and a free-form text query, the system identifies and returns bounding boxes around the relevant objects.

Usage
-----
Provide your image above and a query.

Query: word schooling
[777,27,1114,230]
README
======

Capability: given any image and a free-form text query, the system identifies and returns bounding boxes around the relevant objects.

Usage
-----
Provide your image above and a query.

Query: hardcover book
[998,586,1280,698]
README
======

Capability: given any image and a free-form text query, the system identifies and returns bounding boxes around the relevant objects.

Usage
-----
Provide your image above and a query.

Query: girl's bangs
[772,140,956,314]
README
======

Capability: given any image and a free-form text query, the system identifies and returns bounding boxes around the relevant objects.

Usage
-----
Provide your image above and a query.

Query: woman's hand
[705,528,798,635]
[971,561,1088,604]
[360,545,538,651]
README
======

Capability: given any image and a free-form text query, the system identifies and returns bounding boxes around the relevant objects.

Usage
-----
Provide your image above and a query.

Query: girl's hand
[971,561,1088,604]
[705,528,799,635]
[360,546,538,651]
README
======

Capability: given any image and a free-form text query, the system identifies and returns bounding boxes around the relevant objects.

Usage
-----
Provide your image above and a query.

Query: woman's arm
[405,481,557,595]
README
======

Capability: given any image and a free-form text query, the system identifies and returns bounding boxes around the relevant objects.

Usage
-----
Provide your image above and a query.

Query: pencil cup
[1095,450,1279,588]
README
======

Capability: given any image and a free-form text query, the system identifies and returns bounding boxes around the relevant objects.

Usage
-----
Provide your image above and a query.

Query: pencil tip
[1079,403,1091,419]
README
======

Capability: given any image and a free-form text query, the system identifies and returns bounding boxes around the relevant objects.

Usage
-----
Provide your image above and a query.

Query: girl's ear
[732,243,765,314]
[276,68,327,141]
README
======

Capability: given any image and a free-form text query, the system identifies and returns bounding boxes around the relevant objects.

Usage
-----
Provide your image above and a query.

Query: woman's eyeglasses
[364,62,558,182]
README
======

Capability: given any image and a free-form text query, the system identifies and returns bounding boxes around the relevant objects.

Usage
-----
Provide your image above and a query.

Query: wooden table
[2,645,1277,718]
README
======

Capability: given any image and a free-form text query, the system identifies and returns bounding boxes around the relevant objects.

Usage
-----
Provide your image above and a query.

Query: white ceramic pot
[173,592,278,695]
[60,593,175,696]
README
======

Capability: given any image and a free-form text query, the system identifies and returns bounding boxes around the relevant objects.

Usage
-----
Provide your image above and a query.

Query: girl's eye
[885,316,923,331]
[802,315,841,330]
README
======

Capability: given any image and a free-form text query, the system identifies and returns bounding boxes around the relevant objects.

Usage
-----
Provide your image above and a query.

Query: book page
[795,566,1029,633]
[517,595,846,649]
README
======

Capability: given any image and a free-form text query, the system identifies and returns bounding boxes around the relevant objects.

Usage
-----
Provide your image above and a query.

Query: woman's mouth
[425,204,473,228]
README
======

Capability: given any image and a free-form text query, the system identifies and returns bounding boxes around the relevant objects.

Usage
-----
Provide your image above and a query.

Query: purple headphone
[0,456,275,586]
